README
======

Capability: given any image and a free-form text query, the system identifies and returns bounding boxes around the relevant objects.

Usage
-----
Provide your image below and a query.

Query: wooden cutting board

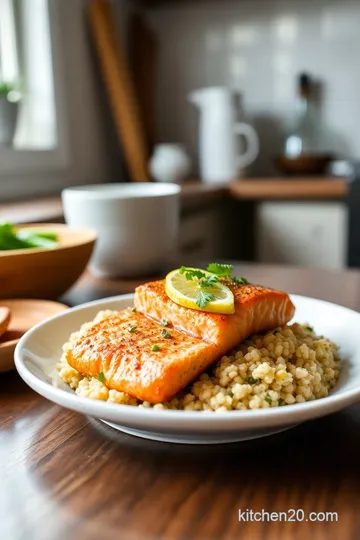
[88,0,150,182]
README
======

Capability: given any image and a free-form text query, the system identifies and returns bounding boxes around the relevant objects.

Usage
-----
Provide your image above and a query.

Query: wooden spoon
[0,307,11,338]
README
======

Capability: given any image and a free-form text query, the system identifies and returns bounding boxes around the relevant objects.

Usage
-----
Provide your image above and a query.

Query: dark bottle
[285,73,319,158]
[277,73,332,174]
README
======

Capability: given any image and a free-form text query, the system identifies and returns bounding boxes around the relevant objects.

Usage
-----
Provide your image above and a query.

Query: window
[0,0,69,197]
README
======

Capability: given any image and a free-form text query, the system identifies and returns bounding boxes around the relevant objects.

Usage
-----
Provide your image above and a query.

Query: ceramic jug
[189,86,259,184]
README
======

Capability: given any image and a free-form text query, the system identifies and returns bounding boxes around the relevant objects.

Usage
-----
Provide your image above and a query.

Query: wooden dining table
[2,262,360,540]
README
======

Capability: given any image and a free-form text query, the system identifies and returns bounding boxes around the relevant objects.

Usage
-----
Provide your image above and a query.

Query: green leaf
[128,325,137,333]
[18,230,58,242]
[0,82,16,97]
[227,390,234,397]
[306,325,314,332]
[196,290,215,309]
[201,275,219,288]
[161,329,172,339]
[151,345,160,352]
[16,232,58,249]
[0,222,31,250]
[98,372,105,383]
[247,376,258,384]
[131,307,137,312]
[232,276,249,285]
[278,398,286,406]
[0,223,59,251]
[179,266,206,281]
[264,394,272,404]
[207,263,233,277]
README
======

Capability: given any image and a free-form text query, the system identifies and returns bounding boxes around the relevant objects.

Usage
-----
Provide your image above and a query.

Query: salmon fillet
[66,309,219,403]
[134,280,295,351]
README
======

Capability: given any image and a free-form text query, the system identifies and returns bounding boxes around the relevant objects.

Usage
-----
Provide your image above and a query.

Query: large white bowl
[62,183,180,278]
[15,294,360,444]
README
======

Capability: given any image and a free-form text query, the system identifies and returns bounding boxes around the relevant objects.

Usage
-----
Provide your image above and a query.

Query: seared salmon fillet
[134,280,295,350]
[66,309,219,403]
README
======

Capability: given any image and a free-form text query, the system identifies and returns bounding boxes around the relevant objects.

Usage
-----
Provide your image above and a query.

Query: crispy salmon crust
[134,280,295,349]
[66,309,219,403]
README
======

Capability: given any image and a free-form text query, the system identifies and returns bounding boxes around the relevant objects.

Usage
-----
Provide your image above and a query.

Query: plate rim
[14,293,360,430]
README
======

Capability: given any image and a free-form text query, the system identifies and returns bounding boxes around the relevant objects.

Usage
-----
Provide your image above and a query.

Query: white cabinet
[256,202,348,269]
[179,207,222,261]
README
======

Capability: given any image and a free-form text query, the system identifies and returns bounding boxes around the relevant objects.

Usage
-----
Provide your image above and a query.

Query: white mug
[62,183,181,278]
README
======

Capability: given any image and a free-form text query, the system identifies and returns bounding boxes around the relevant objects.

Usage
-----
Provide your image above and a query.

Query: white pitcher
[189,86,259,184]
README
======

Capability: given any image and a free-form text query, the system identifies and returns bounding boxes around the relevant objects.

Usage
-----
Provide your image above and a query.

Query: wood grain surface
[2,263,360,540]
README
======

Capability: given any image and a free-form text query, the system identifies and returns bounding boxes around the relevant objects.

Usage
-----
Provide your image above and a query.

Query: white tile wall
[145,0,360,176]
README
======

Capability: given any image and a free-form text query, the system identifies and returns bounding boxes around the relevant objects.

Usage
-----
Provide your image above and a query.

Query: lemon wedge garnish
[165,268,235,314]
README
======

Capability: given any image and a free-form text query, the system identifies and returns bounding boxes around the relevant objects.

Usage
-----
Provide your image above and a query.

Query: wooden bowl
[0,224,97,300]
[0,299,68,372]
[275,154,333,176]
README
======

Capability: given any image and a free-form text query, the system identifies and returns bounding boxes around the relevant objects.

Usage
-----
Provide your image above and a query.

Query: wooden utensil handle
[88,0,150,182]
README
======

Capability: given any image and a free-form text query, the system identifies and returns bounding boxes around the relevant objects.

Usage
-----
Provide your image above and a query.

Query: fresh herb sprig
[206,263,248,285]
[207,263,233,277]
[178,263,249,309]
[196,290,215,309]
[179,266,217,308]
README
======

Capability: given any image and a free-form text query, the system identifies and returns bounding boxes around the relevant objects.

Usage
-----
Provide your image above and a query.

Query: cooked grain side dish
[61,276,296,403]
[57,310,341,411]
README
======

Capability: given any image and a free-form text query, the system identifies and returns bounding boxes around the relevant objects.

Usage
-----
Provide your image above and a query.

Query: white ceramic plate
[15,294,360,444]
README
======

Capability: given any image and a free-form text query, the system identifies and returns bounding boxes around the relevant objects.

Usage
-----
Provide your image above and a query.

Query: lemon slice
[165,268,235,314]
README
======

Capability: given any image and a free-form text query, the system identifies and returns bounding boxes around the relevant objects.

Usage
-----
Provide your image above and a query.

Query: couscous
[57,310,341,411]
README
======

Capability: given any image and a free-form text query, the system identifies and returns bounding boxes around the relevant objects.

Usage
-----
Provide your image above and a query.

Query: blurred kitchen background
[2,0,360,270]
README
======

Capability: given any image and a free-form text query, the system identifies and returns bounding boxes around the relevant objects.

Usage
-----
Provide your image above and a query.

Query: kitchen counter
[0,178,348,224]
[229,177,348,200]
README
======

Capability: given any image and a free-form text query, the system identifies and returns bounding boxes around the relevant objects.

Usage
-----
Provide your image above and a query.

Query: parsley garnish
[231,276,249,285]
[160,319,168,326]
[161,329,172,339]
[278,398,286,406]
[98,372,105,383]
[128,325,137,333]
[227,390,234,397]
[207,263,248,285]
[180,266,207,281]
[306,325,314,332]
[247,376,258,384]
[264,394,272,404]
[131,307,137,312]
[151,345,160,352]
[178,263,249,309]
[201,274,220,288]
[196,290,215,309]
[207,263,233,277]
